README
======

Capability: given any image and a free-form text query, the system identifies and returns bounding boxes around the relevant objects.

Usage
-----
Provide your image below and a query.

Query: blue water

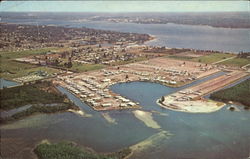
[75,21,250,53]
[2,19,250,53]
[110,81,250,159]
[1,72,249,159]
[0,78,20,89]
[0,105,32,118]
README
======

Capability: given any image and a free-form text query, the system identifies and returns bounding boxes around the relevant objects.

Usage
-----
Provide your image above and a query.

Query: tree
[67,61,73,68]
[54,59,59,66]
[160,96,165,103]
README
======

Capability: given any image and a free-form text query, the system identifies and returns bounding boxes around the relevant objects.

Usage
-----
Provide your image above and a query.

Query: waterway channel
[0,73,249,159]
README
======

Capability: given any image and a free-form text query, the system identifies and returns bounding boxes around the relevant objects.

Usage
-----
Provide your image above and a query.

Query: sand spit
[0,114,61,130]
[158,71,249,113]
[132,110,161,129]
[151,110,168,116]
[68,109,92,118]
[101,112,117,124]
[157,99,225,113]
[125,130,172,159]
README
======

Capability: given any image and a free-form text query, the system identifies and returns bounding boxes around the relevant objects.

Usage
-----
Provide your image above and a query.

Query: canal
[0,73,249,159]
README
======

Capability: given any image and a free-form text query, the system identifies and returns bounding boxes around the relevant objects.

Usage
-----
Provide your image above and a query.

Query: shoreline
[2,18,250,29]
[156,99,225,114]
[2,22,248,54]
[156,72,249,113]
[125,21,250,30]
[55,57,227,112]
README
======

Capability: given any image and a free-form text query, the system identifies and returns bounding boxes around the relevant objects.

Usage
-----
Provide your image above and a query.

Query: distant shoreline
[116,21,250,29]
[2,11,250,29]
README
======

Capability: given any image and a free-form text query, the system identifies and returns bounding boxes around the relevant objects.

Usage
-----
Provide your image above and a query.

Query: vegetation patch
[0,48,55,59]
[0,48,60,80]
[210,79,250,108]
[167,55,194,60]
[220,58,250,67]
[1,81,65,110]
[4,104,75,123]
[0,81,78,123]
[192,53,234,64]
[70,63,105,72]
[110,57,149,66]
[34,140,131,159]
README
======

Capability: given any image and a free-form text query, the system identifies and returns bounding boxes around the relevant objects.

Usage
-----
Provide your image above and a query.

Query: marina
[1,79,250,159]
[159,71,249,113]
[54,57,222,111]
[0,8,250,159]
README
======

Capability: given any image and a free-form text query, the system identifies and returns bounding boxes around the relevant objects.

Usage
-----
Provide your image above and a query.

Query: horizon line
[1,11,248,13]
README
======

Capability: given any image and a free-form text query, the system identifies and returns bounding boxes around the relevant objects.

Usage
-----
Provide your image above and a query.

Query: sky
[0,1,249,12]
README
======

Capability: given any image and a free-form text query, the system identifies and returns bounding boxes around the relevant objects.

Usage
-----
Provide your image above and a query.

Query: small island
[34,140,132,159]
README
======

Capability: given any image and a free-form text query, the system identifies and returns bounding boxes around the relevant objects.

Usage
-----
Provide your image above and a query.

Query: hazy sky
[0,1,249,12]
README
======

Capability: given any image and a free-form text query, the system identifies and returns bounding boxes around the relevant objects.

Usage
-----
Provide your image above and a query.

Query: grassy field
[192,53,235,64]
[167,55,194,61]
[0,48,60,80]
[220,58,250,67]
[34,140,131,159]
[166,53,249,68]
[71,63,105,72]
[0,48,56,59]
[0,62,59,80]
[210,79,250,108]
[110,57,149,66]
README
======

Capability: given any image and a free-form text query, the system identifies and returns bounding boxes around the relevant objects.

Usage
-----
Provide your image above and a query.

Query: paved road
[212,56,236,64]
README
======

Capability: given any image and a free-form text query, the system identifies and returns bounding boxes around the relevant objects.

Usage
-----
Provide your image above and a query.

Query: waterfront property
[1,11,250,159]
[54,57,223,111]
[1,79,250,159]
[158,71,249,113]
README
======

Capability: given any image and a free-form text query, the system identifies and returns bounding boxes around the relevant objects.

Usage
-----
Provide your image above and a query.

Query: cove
[110,81,250,159]
[1,74,249,159]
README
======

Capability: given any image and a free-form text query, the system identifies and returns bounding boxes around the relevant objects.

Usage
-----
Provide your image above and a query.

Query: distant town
[0,23,151,51]
[0,12,250,159]
[89,12,250,28]
[1,22,249,112]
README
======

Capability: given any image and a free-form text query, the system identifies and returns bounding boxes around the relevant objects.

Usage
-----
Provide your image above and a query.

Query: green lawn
[167,55,194,61]
[0,48,56,59]
[0,60,59,80]
[71,63,105,72]
[192,53,235,64]
[0,48,60,80]
[110,57,149,66]
[220,58,250,67]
